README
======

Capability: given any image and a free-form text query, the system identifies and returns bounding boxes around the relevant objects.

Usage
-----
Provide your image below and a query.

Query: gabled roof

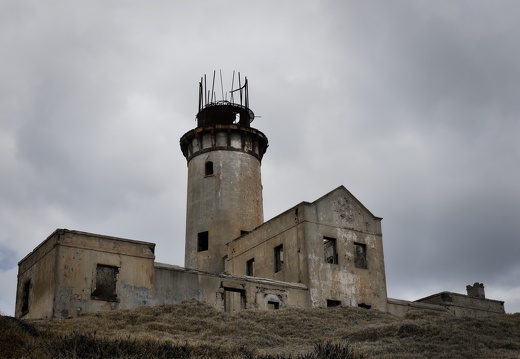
[308,185,382,220]
[229,185,381,244]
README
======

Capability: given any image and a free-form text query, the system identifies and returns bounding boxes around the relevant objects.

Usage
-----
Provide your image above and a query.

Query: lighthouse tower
[180,73,268,273]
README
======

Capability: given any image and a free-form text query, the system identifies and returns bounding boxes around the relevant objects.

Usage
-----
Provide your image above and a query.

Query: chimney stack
[466,282,485,298]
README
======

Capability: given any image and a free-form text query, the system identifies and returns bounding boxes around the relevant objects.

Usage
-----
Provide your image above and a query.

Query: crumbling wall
[304,187,387,311]
[226,204,307,285]
[153,263,202,305]
[416,292,505,317]
[17,229,156,319]
[16,232,60,319]
[53,231,156,318]
[386,298,449,317]
[226,186,388,312]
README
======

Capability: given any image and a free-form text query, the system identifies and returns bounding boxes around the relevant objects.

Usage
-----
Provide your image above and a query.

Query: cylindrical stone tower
[180,73,268,273]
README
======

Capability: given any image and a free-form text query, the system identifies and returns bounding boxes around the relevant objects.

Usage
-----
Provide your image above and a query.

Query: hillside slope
[2,300,520,358]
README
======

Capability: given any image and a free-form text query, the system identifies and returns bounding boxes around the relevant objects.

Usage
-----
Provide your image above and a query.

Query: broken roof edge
[415,291,505,305]
[311,185,383,221]
[387,297,451,312]
[57,228,156,246]
[154,262,308,290]
[18,228,156,266]
[228,185,382,245]
[17,228,62,266]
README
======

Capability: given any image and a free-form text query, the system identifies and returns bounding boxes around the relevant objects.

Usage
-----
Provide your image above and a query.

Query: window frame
[274,244,284,273]
[323,237,339,264]
[205,161,214,176]
[246,258,255,276]
[21,279,31,315]
[198,231,209,252]
[91,264,119,302]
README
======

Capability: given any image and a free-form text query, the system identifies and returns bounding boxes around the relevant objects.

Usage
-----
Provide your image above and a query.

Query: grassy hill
[2,300,519,358]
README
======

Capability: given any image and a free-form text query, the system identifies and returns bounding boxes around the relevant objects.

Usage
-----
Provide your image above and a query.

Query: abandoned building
[15,74,505,319]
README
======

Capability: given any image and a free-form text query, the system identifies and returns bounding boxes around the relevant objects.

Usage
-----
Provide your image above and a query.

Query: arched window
[205,161,214,176]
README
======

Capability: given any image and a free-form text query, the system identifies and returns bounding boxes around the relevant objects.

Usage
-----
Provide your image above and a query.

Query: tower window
[246,258,255,276]
[92,265,119,301]
[274,244,284,272]
[354,242,367,269]
[323,237,338,264]
[205,161,214,176]
[21,279,30,314]
[198,231,209,251]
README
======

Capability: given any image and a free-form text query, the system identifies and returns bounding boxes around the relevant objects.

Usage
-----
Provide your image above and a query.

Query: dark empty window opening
[358,303,372,309]
[327,299,341,308]
[274,244,284,273]
[267,301,280,310]
[323,237,338,264]
[354,242,367,269]
[92,265,118,301]
[246,258,255,276]
[198,231,209,252]
[205,161,214,176]
[441,293,453,302]
[21,280,30,314]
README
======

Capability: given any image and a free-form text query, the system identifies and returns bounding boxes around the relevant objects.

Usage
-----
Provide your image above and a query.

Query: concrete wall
[198,272,309,312]
[387,298,449,317]
[302,187,387,311]
[53,231,155,318]
[416,292,505,317]
[17,229,156,319]
[226,205,305,284]
[17,227,507,319]
[153,263,309,312]
[153,263,202,305]
[226,186,388,311]
[16,231,60,319]
[17,229,310,319]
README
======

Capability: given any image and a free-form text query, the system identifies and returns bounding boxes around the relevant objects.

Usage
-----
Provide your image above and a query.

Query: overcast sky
[1,0,519,315]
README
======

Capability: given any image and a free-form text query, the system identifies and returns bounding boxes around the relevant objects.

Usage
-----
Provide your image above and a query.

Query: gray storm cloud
[1,0,519,314]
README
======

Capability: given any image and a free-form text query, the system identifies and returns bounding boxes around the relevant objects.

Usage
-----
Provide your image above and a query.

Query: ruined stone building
[15,75,505,319]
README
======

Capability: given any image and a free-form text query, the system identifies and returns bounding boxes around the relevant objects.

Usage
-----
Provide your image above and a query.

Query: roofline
[415,291,505,305]
[18,228,156,265]
[313,185,382,220]
[154,262,308,290]
[228,185,382,245]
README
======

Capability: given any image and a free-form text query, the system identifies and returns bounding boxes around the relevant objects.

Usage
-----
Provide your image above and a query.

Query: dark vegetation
[1,300,519,358]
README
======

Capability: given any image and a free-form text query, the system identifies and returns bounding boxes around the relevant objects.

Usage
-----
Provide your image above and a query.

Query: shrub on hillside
[0,315,40,358]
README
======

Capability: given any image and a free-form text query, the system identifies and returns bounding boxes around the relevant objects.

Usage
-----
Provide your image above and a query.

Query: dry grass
[2,300,520,358]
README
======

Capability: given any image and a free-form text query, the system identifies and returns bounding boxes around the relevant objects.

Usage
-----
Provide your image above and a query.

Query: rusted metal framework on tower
[196,71,255,128]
